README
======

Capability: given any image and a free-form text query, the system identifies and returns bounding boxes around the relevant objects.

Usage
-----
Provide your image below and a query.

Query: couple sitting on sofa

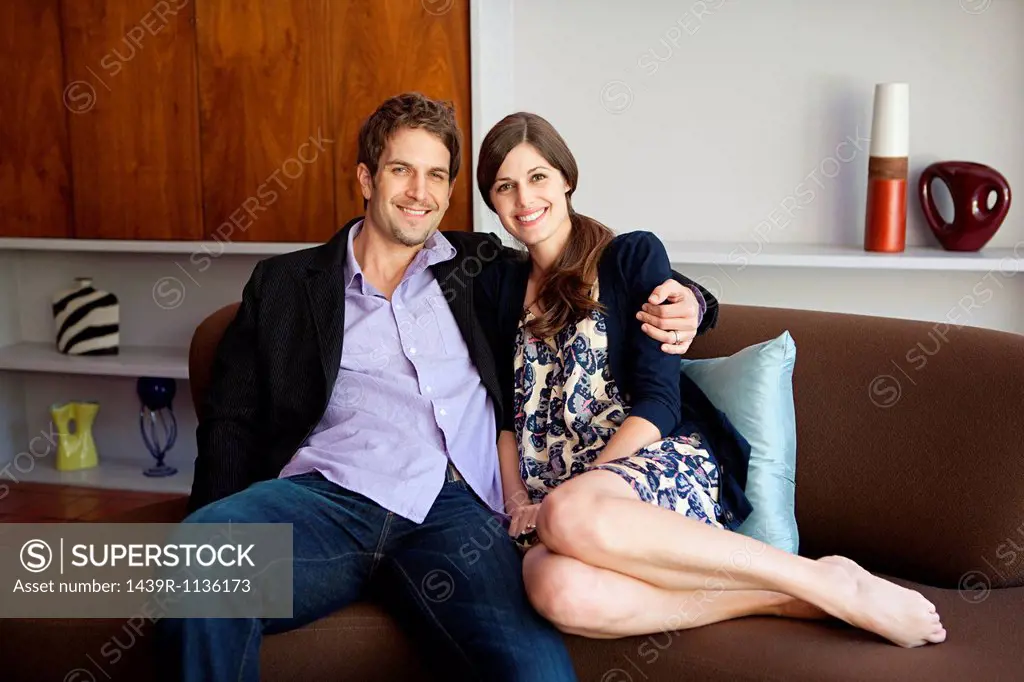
[159,92,945,682]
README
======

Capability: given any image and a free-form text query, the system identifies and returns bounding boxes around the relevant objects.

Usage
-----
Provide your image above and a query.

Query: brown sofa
[5,302,1024,681]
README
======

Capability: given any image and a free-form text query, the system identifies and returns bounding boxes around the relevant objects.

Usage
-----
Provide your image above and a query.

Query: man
[157,92,717,681]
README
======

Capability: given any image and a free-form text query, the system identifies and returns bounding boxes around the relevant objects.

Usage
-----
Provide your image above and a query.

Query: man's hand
[637,279,701,355]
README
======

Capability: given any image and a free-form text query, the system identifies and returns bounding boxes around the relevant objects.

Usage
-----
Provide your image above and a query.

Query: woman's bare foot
[813,556,946,647]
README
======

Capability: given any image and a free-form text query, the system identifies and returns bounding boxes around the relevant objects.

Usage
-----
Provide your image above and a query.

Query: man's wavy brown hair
[477,112,615,340]
[357,92,462,185]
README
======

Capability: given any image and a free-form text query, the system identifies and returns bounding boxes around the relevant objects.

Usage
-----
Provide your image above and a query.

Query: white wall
[506,0,1023,247]
[470,0,516,244]
[677,263,1023,332]
[473,0,1023,329]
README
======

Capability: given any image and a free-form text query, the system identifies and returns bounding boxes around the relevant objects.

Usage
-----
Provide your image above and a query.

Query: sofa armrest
[90,497,190,524]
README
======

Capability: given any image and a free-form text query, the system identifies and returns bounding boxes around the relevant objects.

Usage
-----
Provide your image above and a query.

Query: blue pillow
[679,331,799,553]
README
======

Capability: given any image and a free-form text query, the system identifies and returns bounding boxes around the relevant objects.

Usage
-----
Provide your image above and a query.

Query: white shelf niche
[0,342,189,380]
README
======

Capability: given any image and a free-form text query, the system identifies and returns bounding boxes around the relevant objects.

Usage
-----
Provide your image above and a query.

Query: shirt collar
[344,220,457,294]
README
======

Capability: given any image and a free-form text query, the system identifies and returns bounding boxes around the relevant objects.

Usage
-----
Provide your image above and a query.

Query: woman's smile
[514,206,548,228]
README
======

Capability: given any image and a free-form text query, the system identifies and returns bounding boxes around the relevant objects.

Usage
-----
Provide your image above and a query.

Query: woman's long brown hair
[477,112,615,340]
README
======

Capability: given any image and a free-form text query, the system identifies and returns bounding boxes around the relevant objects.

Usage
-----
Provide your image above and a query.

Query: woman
[473,112,945,647]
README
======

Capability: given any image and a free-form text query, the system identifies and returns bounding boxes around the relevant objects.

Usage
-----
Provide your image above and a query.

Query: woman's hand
[509,502,542,539]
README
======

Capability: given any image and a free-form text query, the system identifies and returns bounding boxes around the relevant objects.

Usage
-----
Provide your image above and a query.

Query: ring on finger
[672,330,680,344]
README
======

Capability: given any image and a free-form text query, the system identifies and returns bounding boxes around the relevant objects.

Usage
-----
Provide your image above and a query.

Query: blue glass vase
[137,377,178,477]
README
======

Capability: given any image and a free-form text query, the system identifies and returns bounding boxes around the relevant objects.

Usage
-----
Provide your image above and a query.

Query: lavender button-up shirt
[279,222,504,523]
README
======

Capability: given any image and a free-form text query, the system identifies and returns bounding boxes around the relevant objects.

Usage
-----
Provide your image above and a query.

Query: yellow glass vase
[50,401,100,471]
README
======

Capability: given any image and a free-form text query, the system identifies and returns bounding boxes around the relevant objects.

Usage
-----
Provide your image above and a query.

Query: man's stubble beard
[389,218,441,248]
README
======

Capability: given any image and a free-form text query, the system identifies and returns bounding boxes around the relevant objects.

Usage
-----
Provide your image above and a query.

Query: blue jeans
[155,471,576,682]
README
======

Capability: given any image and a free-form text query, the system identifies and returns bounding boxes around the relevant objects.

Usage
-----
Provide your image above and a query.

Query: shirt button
[439,409,447,416]
[409,347,417,355]
[425,386,433,394]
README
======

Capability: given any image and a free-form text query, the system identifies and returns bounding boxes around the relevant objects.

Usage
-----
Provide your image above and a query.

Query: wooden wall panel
[2,0,474,244]
[61,0,203,240]
[330,0,473,232]
[196,0,336,243]
[0,0,72,238]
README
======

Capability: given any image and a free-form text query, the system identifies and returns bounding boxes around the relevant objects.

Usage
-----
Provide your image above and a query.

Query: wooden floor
[0,482,186,522]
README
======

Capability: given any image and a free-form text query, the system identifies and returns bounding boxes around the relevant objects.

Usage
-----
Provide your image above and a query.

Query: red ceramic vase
[919,161,1012,252]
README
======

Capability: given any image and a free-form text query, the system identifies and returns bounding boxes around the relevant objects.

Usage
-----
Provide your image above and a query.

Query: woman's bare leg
[522,545,827,639]
[535,471,946,648]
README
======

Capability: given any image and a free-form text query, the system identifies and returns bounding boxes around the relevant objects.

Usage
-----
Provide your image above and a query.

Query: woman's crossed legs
[523,544,828,639]
[523,469,946,648]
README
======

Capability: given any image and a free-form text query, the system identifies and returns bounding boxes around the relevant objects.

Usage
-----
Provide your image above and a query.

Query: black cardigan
[475,231,753,530]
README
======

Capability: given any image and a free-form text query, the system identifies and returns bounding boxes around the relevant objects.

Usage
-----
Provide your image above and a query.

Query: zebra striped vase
[52,277,120,356]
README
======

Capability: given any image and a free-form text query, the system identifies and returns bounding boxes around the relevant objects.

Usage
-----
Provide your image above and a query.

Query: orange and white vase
[864,83,910,253]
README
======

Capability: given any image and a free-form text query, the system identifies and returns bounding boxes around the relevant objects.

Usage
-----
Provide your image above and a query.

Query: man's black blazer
[188,217,718,513]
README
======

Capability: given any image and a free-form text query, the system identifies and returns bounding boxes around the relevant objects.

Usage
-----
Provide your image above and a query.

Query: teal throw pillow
[680,331,799,553]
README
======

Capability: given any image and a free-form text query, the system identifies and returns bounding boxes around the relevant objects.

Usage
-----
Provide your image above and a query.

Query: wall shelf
[4,236,1022,273]
[8,458,192,495]
[0,342,189,380]
[663,242,1024,273]
[0,237,315,256]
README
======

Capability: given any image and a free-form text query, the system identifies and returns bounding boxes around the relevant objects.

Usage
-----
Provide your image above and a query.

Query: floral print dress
[513,279,723,543]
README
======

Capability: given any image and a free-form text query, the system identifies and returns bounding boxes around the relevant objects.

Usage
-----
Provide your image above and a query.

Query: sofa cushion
[681,331,799,553]
[286,583,1016,682]
[563,580,1024,681]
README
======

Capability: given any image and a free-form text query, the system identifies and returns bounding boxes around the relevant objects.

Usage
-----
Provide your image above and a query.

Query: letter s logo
[21,539,53,573]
